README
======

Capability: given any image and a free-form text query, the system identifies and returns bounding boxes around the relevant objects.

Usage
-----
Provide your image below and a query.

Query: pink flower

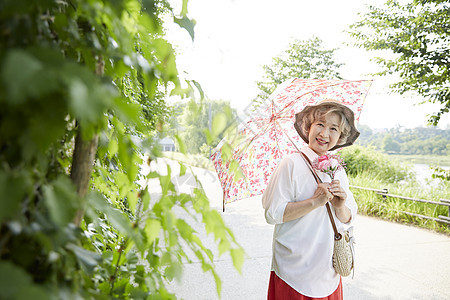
[318,160,332,170]
[318,155,328,163]
[312,153,346,180]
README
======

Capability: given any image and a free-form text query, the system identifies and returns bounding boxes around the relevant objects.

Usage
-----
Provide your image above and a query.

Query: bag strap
[300,152,342,241]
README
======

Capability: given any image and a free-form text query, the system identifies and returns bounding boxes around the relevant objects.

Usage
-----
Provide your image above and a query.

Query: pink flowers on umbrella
[312,153,346,180]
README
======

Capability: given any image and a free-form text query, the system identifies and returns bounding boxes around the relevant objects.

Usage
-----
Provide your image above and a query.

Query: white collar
[300,145,320,162]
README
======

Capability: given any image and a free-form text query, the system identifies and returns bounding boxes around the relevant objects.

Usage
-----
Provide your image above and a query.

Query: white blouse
[262,146,357,297]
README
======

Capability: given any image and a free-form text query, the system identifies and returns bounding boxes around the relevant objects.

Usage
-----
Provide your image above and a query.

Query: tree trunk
[71,130,98,225]
[71,56,104,226]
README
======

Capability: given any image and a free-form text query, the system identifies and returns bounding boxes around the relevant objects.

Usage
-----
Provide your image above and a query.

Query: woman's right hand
[312,183,333,207]
[283,183,333,223]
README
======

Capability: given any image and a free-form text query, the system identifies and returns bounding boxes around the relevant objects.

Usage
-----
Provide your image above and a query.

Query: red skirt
[267,272,343,300]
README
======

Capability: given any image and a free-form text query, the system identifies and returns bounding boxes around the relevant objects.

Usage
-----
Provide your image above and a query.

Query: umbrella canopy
[211,78,373,209]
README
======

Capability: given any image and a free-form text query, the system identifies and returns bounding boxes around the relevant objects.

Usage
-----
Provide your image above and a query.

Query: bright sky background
[166,0,450,130]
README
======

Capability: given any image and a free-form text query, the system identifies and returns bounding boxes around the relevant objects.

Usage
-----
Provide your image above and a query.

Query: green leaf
[112,97,144,128]
[192,79,204,99]
[218,239,231,256]
[145,218,161,245]
[181,0,189,16]
[173,16,195,41]
[0,170,26,223]
[87,193,134,235]
[66,243,102,275]
[141,189,151,211]
[205,129,213,145]
[175,134,187,154]
[229,160,244,183]
[176,219,194,240]
[108,138,119,158]
[230,248,245,274]
[0,261,49,300]
[164,263,183,281]
[211,112,227,139]
[42,177,79,227]
[220,142,233,162]
[179,161,187,177]
[68,79,94,120]
[211,268,222,297]
[1,50,42,104]
[116,172,130,198]
[127,190,138,214]
[28,102,67,152]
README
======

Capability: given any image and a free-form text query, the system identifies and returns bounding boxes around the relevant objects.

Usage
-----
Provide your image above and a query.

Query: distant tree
[383,134,401,153]
[255,37,343,105]
[357,124,373,141]
[349,0,450,126]
[357,125,449,155]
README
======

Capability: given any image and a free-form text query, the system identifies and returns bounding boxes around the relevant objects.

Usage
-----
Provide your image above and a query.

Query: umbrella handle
[223,190,226,212]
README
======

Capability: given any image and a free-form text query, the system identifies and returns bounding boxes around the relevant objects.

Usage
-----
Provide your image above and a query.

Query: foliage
[349,172,450,234]
[0,0,243,299]
[339,145,412,183]
[170,100,238,155]
[348,0,450,125]
[432,167,450,181]
[255,37,343,105]
[342,145,450,233]
[356,124,450,156]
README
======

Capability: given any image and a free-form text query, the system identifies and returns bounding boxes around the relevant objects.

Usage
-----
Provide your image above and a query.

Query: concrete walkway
[163,160,450,300]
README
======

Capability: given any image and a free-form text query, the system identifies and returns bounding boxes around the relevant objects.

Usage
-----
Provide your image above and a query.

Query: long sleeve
[333,168,357,230]
[262,157,296,225]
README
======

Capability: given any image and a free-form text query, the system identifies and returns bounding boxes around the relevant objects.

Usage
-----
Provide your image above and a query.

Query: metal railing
[349,185,450,226]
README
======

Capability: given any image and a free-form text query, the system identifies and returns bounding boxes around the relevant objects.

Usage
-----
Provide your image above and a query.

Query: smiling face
[308,112,342,156]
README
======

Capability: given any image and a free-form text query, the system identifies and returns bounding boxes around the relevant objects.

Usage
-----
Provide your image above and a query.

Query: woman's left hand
[328,179,347,208]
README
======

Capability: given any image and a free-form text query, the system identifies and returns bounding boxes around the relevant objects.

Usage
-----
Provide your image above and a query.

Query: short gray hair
[301,105,352,145]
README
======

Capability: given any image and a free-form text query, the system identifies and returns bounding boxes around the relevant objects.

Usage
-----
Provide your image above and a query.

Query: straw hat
[293,100,360,151]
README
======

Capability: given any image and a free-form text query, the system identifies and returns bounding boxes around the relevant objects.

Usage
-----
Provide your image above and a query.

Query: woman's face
[308,112,341,156]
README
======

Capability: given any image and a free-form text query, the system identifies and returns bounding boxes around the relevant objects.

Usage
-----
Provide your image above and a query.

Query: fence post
[441,199,450,218]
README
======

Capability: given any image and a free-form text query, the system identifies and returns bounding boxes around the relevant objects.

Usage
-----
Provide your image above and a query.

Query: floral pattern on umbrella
[211,78,373,208]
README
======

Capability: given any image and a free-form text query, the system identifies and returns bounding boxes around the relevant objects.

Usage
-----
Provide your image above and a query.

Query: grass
[387,154,450,167]
[349,172,450,235]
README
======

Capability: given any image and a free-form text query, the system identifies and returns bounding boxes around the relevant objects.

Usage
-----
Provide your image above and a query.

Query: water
[412,163,449,187]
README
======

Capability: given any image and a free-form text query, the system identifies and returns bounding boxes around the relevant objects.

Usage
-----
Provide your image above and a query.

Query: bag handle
[300,152,342,241]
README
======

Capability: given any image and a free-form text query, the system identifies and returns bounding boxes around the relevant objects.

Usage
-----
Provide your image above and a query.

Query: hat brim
[294,101,360,151]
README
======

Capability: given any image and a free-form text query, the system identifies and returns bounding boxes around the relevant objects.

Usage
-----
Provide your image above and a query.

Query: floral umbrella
[211,78,373,210]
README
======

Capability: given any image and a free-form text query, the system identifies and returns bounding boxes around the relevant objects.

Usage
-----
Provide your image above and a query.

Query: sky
[166,0,450,130]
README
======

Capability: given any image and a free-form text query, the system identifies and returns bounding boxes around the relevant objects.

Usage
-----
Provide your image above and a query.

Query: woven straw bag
[301,152,355,278]
[332,227,355,277]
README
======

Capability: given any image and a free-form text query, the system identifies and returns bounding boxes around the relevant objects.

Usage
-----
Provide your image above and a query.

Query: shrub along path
[165,159,450,299]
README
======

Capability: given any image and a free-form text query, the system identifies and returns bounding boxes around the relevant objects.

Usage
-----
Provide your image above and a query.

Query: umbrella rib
[273,119,301,155]
[275,79,369,116]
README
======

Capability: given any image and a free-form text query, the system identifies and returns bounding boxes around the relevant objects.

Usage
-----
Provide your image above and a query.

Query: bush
[339,145,413,183]
[342,146,450,234]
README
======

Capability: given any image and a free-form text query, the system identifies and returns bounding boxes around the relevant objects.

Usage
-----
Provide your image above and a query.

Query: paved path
[160,159,450,300]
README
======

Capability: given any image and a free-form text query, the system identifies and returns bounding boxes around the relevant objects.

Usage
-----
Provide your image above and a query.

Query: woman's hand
[329,179,352,223]
[312,183,334,207]
[283,183,333,223]
[328,179,347,208]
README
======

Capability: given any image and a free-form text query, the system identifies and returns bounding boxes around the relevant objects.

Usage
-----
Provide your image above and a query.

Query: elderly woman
[262,100,359,300]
